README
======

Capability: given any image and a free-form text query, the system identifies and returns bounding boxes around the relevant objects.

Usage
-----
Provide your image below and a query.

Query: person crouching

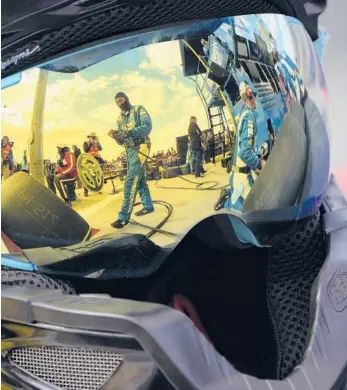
[46,144,77,206]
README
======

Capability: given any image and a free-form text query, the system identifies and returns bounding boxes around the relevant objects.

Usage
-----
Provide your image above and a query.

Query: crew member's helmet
[57,144,70,154]
[239,82,256,100]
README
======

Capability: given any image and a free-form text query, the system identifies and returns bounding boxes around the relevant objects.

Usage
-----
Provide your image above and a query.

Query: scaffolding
[183,40,235,163]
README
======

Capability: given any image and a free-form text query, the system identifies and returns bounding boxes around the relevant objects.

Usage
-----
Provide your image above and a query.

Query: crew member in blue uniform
[214,82,266,211]
[108,92,154,229]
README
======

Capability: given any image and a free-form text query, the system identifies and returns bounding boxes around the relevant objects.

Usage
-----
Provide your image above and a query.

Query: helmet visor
[1,13,330,251]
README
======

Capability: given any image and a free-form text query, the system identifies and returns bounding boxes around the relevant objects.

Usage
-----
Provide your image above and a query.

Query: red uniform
[88,145,102,159]
[1,144,11,163]
[59,151,77,177]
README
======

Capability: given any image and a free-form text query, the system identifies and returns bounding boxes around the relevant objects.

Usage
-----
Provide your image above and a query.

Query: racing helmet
[57,143,69,153]
[2,0,345,389]
[239,81,257,100]
[2,136,10,147]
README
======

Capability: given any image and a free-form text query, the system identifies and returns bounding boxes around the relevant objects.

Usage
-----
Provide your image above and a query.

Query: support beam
[28,69,48,185]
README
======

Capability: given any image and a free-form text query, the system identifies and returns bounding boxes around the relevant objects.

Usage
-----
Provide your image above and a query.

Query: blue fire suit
[224,106,261,211]
[116,105,154,222]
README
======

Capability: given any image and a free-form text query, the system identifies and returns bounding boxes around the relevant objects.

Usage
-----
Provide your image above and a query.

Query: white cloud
[2,41,211,162]
[260,14,296,61]
[139,41,182,75]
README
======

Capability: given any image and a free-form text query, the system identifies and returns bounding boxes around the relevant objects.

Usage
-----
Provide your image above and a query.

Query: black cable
[124,149,229,238]
[129,174,228,238]
[138,148,229,189]
[130,200,176,239]
[155,174,229,191]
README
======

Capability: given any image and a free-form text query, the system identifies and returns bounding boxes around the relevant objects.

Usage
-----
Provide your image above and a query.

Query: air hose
[130,200,175,239]
[127,39,236,238]
[155,174,229,191]
[129,151,229,238]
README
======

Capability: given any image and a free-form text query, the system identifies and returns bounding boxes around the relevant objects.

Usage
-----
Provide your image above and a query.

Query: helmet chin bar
[2,203,340,387]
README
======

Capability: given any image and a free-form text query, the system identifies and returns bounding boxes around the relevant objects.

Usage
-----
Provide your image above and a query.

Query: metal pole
[28,68,48,185]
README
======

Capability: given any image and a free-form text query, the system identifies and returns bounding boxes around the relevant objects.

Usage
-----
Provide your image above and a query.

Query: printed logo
[1,46,41,71]
[328,272,347,312]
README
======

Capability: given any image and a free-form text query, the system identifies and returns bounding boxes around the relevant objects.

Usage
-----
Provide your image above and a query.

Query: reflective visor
[1,14,329,252]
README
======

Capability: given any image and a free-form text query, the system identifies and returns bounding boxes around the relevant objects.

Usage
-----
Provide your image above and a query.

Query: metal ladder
[208,104,229,158]
[190,62,232,163]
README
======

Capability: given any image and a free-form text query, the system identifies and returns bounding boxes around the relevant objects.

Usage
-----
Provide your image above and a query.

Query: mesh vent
[267,211,327,379]
[191,215,244,250]
[8,346,123,390]
[1,269,76,295]
[2,0,278,77]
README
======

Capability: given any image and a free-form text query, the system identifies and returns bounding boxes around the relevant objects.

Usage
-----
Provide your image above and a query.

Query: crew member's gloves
[108,129,136,147]
[108,129,126,145]
[261,141,272,158]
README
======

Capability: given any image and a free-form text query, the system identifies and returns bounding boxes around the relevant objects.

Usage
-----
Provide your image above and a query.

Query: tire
[1,172,92,249]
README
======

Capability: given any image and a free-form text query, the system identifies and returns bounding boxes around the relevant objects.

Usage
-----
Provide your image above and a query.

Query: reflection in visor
[1,14,311,250]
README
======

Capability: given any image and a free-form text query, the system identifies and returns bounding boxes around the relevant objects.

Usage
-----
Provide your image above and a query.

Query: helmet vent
[8,346,123,389]
[2,0,278,78]
[267,211,327,379]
